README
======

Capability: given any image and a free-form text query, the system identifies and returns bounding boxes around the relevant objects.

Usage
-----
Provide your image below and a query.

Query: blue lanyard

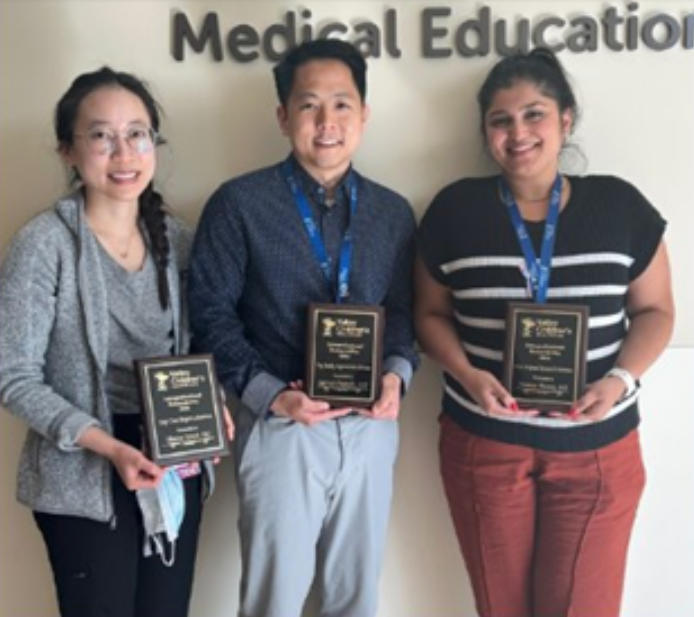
[499,174,562,304]
[282,160,357,303]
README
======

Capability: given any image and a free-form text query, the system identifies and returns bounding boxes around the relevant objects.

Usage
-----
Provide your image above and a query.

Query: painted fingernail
[509,401,519,411]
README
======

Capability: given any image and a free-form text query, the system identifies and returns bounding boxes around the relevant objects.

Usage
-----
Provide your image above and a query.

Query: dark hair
[477,47,579,137]
[273,39,367,107]
[55,67,171,310]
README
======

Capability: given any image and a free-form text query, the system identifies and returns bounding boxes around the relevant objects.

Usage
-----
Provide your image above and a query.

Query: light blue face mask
[136,468,185,566]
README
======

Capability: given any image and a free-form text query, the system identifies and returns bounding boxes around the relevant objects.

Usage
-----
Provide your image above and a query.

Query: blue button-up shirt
[189,155,419,416]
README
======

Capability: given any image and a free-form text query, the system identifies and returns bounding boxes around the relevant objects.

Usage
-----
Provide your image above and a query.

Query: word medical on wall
[172,4,694,62]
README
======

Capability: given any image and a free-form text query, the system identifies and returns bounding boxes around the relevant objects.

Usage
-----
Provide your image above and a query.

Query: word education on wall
[172,5,694,63]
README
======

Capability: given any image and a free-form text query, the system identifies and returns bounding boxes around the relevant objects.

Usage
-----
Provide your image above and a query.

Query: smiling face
[277,59,369,190]
[484,80,573,187]
[61,85,156,209]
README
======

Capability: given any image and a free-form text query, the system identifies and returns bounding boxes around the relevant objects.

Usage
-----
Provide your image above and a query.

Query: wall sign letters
[172,4,694,62]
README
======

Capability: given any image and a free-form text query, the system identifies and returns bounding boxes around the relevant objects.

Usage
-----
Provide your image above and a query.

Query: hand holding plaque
[135,354,230,465]
[503,303,589,413]
[305,303,384,407]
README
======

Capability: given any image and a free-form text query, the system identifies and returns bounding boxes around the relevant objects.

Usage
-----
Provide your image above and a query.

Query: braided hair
[139,182,171,309]
[55,66,171,309]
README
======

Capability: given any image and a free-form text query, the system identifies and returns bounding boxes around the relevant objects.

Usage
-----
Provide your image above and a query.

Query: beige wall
[1,1,692,616]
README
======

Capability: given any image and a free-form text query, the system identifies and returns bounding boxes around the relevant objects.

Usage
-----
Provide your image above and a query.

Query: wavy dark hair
[55,67,171,309]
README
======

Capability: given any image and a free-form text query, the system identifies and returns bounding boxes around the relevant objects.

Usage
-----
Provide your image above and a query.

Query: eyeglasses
[73,125,159,156]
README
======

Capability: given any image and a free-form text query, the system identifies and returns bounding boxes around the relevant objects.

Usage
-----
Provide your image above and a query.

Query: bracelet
[605,367,638,399]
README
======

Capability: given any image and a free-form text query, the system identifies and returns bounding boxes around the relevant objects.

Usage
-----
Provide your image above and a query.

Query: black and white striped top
[418,174,666,452]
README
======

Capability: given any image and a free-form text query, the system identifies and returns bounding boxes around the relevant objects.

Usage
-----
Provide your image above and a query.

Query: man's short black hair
[273,39,367,107]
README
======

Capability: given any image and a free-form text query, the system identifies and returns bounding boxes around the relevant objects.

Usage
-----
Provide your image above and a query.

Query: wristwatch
[605,367,638,399]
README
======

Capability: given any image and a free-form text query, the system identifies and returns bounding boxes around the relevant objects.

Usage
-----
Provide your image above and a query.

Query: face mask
[136,468,186,566]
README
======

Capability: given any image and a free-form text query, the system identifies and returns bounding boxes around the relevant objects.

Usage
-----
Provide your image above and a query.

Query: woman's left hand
[210,405,235,465]
[223,405,235,441]
[559,377,627,422]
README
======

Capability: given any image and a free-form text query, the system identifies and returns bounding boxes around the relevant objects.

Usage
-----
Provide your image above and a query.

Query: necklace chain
[94,226,139,260]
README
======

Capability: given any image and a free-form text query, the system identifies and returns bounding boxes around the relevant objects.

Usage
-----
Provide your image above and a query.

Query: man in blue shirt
[189,39,418,617]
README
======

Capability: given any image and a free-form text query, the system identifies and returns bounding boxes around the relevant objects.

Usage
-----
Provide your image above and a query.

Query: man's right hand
[270,389,352,426]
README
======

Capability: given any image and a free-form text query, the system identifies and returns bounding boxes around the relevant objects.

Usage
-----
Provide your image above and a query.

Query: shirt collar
[286,154,352,208]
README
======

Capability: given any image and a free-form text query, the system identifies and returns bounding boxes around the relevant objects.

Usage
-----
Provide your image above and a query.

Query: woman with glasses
[0,67,230,617]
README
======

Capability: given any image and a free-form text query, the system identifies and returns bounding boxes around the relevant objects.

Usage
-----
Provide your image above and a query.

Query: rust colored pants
[439,415,645,617]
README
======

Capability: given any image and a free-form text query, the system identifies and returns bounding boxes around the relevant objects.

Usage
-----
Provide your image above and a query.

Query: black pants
[34,415,203,617]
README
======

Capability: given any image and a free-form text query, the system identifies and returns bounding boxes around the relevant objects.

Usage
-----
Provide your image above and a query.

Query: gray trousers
[234,408,399,617]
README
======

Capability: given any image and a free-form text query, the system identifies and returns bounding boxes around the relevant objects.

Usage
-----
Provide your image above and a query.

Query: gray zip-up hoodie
[0,190,192,522]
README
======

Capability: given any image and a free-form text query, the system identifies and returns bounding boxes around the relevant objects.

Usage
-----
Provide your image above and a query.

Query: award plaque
[503,302,589,413]
[306,303,384,407]
[135,354,229,466]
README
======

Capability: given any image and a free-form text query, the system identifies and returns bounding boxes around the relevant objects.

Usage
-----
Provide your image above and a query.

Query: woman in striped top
[415,48,674,617]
